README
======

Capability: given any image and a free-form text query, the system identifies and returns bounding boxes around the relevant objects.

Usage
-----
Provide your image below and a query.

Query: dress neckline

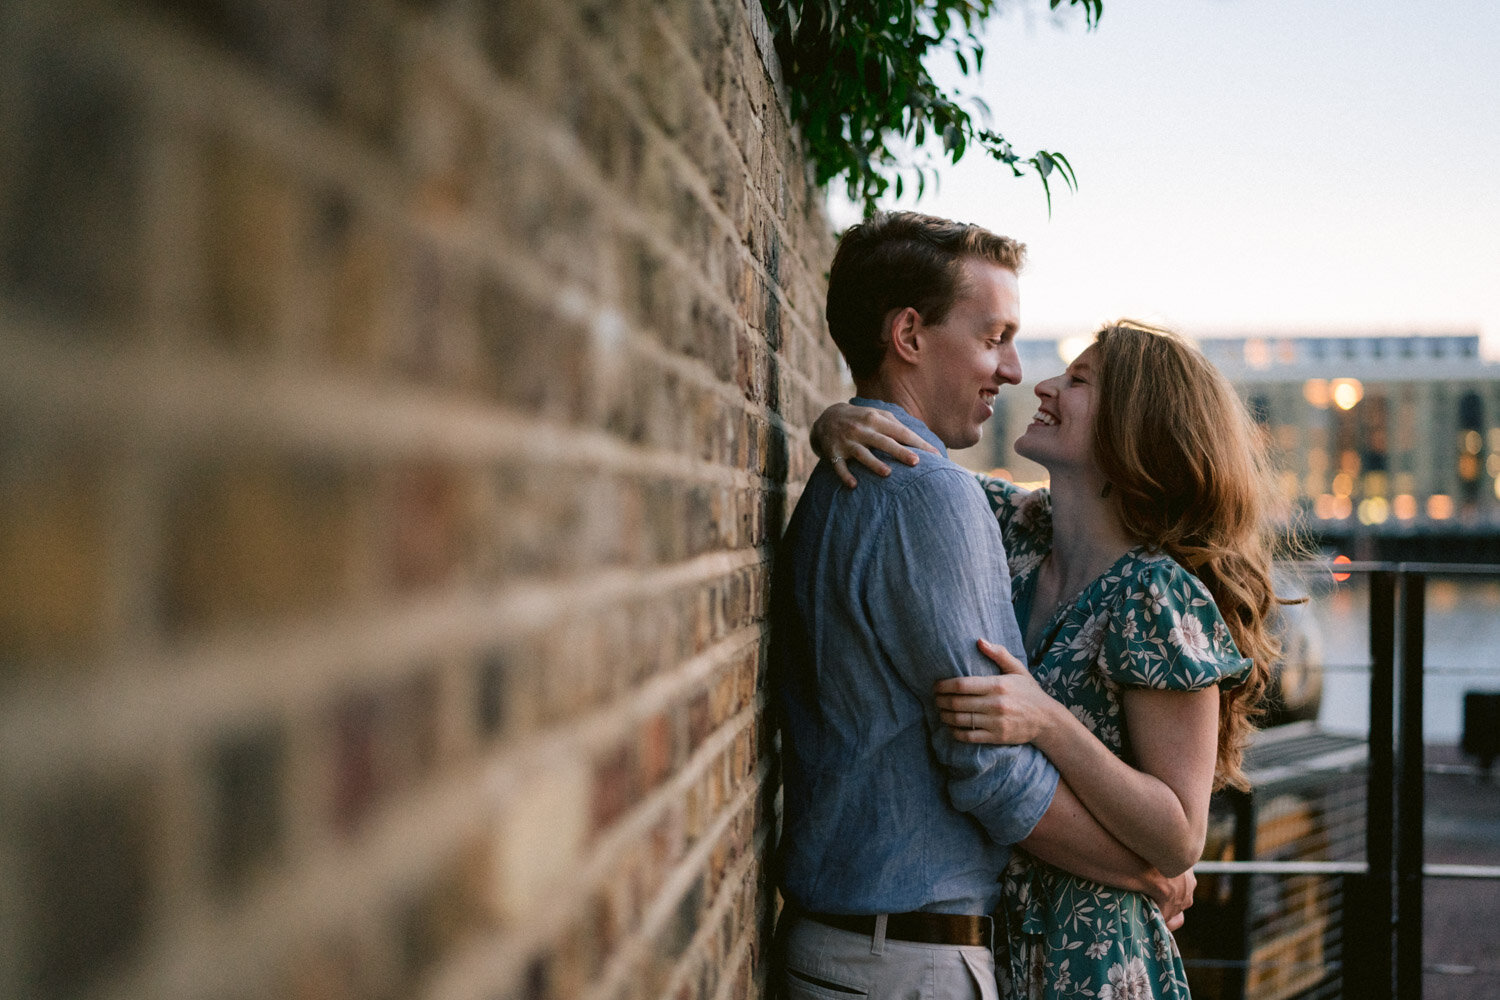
[1015,545,1145,666]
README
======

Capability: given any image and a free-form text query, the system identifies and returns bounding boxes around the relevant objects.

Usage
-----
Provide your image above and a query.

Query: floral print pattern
[978,476,1252,1000]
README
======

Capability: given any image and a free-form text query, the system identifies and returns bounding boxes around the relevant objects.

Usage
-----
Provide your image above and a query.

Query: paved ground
[1422,745,1500,999]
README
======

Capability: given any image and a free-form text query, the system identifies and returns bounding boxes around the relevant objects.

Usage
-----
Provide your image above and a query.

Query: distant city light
[1459,453,1480,481]
[1331,378,1364,410]
[1244,339,1272,369]
[1357,497,1390,525]
[1463,430,1483,455]
[1428,494,1455,520]
[1331,554,1353,582]
[1393,494,1418,520]
[1303,379,1330,409]
[1315,494,1353,519]
[1331,472,1354,498]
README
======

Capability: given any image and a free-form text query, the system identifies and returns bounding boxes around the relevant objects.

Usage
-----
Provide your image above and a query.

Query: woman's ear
[887,306,923,365]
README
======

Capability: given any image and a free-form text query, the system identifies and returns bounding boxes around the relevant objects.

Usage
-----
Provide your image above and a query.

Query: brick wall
[0,0,843,997]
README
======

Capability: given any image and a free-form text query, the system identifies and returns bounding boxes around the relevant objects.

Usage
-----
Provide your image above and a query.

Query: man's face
[912,259,1022,449]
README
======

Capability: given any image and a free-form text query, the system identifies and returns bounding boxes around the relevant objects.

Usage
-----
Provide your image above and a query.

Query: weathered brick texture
[0,0,842,996]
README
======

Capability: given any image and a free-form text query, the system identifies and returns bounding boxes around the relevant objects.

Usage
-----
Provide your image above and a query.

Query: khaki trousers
[781,913,1000,1000]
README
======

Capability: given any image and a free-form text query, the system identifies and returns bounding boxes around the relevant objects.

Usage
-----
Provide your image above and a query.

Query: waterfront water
[1294,573,1500,743]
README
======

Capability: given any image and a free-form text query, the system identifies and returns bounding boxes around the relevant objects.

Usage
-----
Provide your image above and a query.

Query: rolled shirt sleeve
[867,467,1059,845]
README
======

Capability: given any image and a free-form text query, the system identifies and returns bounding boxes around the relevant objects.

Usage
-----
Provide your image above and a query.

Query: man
[769,212,1190,999]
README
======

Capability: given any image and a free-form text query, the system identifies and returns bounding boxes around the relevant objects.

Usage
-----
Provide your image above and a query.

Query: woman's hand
[1152,870,1197,932]
[811,403,940,488]
[935,640,1061,745]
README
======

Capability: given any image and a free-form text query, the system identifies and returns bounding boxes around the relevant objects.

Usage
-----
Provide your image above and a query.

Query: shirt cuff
[966,746,1061,846]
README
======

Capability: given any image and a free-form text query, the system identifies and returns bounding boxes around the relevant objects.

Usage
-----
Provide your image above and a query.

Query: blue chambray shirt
[770,399,1059,916]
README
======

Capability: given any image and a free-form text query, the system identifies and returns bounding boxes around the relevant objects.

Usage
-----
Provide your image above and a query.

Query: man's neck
[853,374,927,429]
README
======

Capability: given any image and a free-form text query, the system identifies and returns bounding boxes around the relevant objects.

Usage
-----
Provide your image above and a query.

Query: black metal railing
[1183,562,1500,1000]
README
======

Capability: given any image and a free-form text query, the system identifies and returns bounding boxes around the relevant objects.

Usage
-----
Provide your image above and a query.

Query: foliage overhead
[762,0,1103,215]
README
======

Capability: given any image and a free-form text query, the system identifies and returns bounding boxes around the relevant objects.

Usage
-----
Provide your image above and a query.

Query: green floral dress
[978,476,1252,1000]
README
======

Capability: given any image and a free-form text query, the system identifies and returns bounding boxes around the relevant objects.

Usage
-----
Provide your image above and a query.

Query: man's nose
[996,346,1022,386]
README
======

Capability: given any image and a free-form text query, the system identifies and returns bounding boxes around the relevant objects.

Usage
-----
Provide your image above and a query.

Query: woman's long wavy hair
[1090,321,1291,791]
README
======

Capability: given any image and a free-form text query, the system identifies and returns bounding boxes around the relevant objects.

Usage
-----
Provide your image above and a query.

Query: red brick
[591,740,639,835]
[383,462,468,590]
[640,712,674,791]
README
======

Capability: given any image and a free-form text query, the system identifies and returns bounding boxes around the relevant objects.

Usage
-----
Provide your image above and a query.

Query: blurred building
[979,331,1500,536]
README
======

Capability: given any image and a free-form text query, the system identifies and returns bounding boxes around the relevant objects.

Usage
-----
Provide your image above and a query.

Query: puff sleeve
[1099,559,1253,691]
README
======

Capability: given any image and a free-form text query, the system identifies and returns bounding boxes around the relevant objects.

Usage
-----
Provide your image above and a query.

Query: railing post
[1396,571,1427,999]
[1226,788,1255,1000]
[1361,570,1398,999]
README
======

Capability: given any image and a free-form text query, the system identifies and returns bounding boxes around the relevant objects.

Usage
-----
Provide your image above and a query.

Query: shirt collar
[849,397,950,458]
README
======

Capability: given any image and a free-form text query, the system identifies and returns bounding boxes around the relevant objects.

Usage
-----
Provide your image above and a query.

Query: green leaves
[1051,0,1101,28]
[763,0,1101,215]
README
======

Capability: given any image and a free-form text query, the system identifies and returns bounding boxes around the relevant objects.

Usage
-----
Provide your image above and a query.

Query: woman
[813,321,1284,1000]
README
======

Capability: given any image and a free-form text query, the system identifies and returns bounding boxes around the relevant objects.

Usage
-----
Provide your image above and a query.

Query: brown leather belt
[803,910,993,948]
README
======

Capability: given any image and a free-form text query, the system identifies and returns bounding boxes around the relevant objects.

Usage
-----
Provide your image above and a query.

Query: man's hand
[1149,869,1197,931]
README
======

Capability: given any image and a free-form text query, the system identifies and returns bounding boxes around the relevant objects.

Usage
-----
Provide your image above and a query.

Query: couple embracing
[769,212,1283,1000]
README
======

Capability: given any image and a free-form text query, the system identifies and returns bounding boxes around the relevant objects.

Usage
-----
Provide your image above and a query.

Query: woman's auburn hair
[1089,321,1294,791]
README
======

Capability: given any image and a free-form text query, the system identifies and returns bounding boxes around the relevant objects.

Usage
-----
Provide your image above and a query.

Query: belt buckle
[979,913,995,951]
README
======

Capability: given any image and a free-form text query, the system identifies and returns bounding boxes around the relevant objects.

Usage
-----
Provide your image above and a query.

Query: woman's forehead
[1069,344,1100,371]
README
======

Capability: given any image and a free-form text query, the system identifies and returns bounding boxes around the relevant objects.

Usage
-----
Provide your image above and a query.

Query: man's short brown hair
[825,211,1026,379]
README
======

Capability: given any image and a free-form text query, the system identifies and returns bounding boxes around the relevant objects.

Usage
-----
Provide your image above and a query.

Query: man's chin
[948,429,982,450]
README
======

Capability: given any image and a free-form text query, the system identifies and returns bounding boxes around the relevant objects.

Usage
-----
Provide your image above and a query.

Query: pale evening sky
[837,0,1500,355]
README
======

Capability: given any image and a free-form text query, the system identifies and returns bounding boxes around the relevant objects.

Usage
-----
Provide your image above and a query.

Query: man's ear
[886,306,923,365]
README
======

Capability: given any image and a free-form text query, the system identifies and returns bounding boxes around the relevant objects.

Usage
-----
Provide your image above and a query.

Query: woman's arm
[1022,780,1197,930]
[810,402,938,488]
[936,640,1219,877]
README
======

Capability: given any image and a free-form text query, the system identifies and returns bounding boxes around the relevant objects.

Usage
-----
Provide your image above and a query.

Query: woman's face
[1014,343,1101,472]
